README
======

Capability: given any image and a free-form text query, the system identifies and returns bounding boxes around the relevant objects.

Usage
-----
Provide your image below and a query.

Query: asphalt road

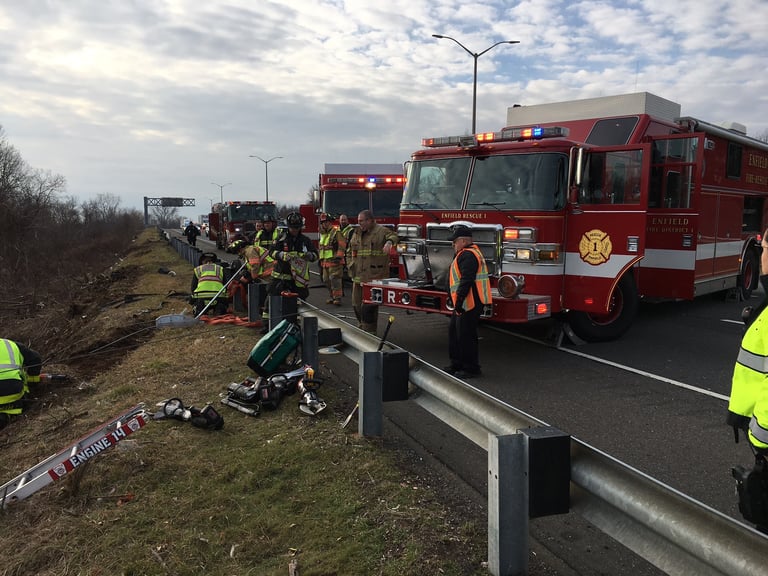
[311,284,760,575]
[182,230,762,575]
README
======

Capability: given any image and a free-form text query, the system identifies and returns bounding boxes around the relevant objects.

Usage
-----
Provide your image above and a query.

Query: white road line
[487,325,731,401]
[557,346,730,401]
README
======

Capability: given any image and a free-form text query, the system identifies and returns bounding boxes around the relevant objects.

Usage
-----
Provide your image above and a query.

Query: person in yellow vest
[318,213,347,306]
[338,214,354,244]
[0,338,42,429]
[728,230,768,531]
[348,210,398,334]
[254,214,280,250]
[228,236,274,313]
[444,225,492,379]
[190,252,228,316]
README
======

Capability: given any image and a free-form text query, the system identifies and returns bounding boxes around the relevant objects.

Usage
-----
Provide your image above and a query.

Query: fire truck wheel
[567,274,639,342]
[737,248,759,301]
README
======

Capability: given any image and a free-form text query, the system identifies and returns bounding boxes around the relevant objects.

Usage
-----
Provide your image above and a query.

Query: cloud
[0,0,766,217]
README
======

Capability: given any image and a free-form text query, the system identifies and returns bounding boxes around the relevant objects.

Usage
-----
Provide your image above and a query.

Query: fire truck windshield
[226,204,277,222]
[468,153,568,210]
[323,189,369,218]
[402,158,470,209]
[403,153,568,211]
[371,188,403,218]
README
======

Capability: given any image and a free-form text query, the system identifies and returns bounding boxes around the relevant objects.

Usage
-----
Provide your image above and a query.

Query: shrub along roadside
[1,229,487,576]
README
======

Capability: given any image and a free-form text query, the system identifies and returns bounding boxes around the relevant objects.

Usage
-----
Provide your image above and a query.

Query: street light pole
[432,34,519,134]
[249,155,284,203]
[211,182,231,205]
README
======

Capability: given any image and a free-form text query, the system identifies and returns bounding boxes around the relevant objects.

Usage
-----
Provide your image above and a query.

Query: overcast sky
[2,0,767,220]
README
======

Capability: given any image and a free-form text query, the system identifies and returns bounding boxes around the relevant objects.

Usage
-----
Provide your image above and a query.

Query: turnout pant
[448,305,482,373]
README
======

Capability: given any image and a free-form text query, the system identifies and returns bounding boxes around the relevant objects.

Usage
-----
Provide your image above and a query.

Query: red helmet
[319,213,334,223]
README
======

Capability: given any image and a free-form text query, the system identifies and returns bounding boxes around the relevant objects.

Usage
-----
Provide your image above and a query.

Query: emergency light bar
[422,126,570,148]
[326,176,405,185]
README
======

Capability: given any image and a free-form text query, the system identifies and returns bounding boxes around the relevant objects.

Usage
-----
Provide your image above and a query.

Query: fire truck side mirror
[574,147,584,186]
[568,147,584,204]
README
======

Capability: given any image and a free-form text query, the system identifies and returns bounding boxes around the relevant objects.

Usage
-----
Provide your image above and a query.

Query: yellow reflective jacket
[729,307,768,450]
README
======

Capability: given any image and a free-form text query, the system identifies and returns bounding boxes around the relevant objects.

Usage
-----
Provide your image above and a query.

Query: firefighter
[268,212,318,303]
[727,230,768,531]
[184,222,200,246]
[318,213,347,306]
[228,236,274,317]
[339,214,354,244]
[0,339,42,429]
[444,225,491,379]
[190,252,228,316]
[347,209,398,334]
[255,214,280,251]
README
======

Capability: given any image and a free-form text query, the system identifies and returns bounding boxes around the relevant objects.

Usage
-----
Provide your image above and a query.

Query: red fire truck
[363,92,768,342]
[301,164,405,275]
[208,200,278,250]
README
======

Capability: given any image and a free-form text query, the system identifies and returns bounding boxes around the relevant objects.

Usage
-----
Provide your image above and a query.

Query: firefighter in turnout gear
[191,252,228,316]
[318,213,347,305]
[227,236,274,313]
[268,212,318,302]
[348,209,398,334]
[0,339,42,429]
[444,225,492,379]
[254,214,280,251]
[727,229,768,532]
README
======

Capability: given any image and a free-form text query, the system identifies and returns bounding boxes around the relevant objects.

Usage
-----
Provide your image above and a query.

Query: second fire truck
[363,92,768,342]
[208,200,278,250]
[301,163,405,276]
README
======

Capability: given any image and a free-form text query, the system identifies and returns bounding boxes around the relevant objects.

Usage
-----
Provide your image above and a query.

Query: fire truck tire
[566,274,639,342]
[737,247,759,300]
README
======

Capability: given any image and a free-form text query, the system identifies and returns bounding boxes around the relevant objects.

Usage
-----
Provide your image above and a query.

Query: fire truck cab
[208,201,278,250]
[364,92,768,342]
[302,163,405,276]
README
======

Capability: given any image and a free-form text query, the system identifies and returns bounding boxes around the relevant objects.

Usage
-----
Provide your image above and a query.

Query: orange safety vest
[449,245,492,311]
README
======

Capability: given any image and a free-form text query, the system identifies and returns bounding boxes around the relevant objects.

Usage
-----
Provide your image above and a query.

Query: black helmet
[228,239,247,252]
[286,212,303,229]
[199,252,217,265]
[261,213,277,223]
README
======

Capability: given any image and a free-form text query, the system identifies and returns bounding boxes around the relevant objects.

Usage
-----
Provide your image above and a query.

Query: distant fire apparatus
[208,201,278,250]
[363,92,768,342]
[300,163,405,275]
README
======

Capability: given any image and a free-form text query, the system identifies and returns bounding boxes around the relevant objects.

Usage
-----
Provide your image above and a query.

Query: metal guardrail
[163,231,767,575]
[298,303,768,576]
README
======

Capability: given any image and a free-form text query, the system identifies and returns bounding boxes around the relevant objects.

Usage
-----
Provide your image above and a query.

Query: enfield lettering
[648,216,692,234]
[748,153,768,169]
[441,212,484,219]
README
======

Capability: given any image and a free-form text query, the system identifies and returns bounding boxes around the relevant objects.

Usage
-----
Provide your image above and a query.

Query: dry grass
[1,229,487,576]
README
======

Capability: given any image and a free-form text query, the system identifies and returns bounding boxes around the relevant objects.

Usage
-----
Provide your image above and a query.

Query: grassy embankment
[1,228,487,576]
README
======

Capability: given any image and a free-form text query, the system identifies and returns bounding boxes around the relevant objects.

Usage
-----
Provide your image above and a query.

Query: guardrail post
[247,283,265,322]
[488,433,528,576]
[302,316,318,370]
[269,294,298,330]
[359,352,383,436]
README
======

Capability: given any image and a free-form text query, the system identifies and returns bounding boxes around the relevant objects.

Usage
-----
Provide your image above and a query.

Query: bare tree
[151,206,180,227]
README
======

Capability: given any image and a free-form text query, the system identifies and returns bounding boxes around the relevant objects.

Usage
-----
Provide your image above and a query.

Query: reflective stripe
[0,339,21,371]
[749,416,768,446]
[736,347,768,374]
